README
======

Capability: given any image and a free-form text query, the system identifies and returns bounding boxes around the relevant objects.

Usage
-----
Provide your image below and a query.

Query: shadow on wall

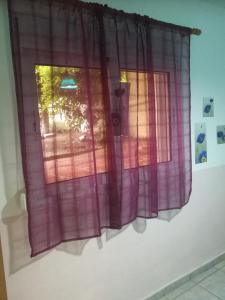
[1,206,180,274]
[1,212,127,273]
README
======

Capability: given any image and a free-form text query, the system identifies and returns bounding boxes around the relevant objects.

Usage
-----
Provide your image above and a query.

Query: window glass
[35,66,170,184]
[120,70,171,169]
[35,65,107,184]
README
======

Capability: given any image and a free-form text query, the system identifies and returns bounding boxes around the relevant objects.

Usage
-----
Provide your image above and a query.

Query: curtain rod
[88,2,202,36]
[41,0,202,35]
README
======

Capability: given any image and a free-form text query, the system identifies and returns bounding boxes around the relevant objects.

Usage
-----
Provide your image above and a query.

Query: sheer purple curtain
[8,0,192,256]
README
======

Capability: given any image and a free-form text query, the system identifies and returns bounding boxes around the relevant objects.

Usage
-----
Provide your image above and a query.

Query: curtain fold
[8,0,192,256]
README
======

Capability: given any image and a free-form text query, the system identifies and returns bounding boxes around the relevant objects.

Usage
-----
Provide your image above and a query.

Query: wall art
[203,97,214,117]
[195,123,207,164]
[217,125,225,144]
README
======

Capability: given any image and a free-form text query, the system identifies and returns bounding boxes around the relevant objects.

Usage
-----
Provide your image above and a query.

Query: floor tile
[166,281,195,299]
[174,285,220,300]
[153,262,225,300]
[191,267,218,283]
[199,270,225,299]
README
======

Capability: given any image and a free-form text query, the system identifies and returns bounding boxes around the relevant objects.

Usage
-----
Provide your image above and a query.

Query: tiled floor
[158,258,225,300]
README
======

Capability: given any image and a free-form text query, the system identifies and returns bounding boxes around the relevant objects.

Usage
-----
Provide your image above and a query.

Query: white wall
[1,0,225,300]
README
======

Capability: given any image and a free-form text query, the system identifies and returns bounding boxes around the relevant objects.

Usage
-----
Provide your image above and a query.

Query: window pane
[120,70,170,169]
[35,65,107,184]
[154,72,171,164]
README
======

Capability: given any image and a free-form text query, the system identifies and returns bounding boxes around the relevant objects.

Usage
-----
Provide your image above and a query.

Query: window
[35,66,170,184]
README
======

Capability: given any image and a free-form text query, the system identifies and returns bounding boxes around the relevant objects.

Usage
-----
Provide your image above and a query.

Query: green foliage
[120,71,128,83]
[35,65,103,133]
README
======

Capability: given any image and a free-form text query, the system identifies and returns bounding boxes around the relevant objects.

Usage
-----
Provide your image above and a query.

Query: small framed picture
[203,97,214,117]
[195,123,207,164]
[217,125,225,144]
